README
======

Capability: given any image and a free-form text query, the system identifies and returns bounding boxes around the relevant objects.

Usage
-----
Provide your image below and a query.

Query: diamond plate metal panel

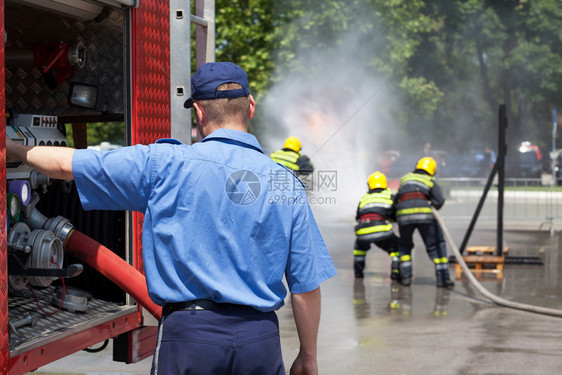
[5,4,125,115]
[131,1,171,275]
[8,286,128,354]
[1,1,8,371]
[8,310,140,374]
[131,0,170,145]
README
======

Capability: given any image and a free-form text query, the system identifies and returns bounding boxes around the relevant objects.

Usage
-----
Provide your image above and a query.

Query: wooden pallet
[464,246,510,256]
[455,246,510,280]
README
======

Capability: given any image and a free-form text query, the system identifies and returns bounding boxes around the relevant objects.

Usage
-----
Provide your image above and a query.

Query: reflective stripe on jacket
[357,188,394,216]
[355,222,394,241]
[395,171,444,225]
[270,149,300,171]
[400,172,434,189]
[355,188,394,240]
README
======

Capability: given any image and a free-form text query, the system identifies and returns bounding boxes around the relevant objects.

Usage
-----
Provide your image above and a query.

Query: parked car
[385,153,420,179]
[438,152,482,178]
[505,142,542,179]
[385,150,465,179]
[375,150,400,175]
[87,141,122,151]
[554,152,562,183]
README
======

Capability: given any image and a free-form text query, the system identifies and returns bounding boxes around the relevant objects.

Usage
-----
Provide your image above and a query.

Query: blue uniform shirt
[72,128,336,311]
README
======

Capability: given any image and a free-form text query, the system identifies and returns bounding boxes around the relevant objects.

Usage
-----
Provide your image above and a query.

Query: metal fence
[437,178,562,225]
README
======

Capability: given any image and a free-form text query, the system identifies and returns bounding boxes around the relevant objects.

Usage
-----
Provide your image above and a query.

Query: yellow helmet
[367,171,387,190]
[284,137,301,153]
[416,157,437,176]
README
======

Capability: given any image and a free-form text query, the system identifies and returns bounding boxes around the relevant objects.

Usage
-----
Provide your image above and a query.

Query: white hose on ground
[432,207,562,318]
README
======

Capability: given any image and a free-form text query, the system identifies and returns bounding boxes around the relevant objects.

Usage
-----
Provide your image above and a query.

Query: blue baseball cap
[184,62,250,108]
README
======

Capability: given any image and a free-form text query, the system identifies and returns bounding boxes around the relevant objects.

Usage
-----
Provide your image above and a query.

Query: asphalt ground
[33,210,562,375]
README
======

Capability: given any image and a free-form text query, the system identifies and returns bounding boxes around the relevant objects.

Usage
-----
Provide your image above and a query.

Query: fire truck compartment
[5,0,140,362]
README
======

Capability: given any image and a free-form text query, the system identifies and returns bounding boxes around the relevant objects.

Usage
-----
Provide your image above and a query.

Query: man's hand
[290,349,318,375]
[290,288,321,375]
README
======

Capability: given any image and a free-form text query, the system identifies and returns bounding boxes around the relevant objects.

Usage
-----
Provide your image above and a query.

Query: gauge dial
[7,193,20,221]
[8,180,31,206]
[20,183,30,206]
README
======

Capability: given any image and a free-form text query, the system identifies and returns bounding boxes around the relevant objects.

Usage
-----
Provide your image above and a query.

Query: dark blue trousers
[398,220,447,260]
[354,234,399,254]
[398,220,448,279]
[151,308,285,375]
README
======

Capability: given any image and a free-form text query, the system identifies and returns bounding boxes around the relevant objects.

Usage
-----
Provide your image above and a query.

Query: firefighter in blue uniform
[270,136,314,176]
[395,157,454,288]
[353,171,400,279]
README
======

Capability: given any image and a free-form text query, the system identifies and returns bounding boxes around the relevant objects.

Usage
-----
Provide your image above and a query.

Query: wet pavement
[33,215,562,374]
[298,218,562,375]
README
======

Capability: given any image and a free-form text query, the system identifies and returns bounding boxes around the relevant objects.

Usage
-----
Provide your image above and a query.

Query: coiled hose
[432,207,562,318]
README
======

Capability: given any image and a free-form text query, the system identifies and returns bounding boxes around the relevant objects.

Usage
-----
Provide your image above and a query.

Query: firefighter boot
[399,255,412,286]
[435,263,455,289]
[354,257,366,279]
[354,250,367,278]
[390,252,400,281]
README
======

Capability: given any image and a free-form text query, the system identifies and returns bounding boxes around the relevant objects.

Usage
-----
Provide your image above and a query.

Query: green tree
[415,0,562,153]
[65,122,124,148]
[212,0,562,158]
[214,0,288,99]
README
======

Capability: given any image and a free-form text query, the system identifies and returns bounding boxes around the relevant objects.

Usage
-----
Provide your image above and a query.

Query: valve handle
[8,253,83,278]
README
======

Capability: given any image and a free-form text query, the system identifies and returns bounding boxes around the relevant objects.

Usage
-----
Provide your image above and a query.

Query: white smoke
[261,29,402,220]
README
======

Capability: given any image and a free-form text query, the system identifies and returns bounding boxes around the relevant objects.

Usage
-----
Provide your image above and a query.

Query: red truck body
[0,1,214,373]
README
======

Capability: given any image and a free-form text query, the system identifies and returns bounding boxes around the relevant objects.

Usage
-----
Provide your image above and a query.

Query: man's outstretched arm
[6,137,75,180]
[290,287,321,375]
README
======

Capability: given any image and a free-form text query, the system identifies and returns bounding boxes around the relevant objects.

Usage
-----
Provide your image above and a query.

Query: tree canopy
[214,0,562,161]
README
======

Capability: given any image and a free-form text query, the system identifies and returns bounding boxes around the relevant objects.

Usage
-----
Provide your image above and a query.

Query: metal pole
[170,0,191,144]
[498,105,507,257]
[195,0,215,68]
[552,107,557,187]
[458,162,499,255]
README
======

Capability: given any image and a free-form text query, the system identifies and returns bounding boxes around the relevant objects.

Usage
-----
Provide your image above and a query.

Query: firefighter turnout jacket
[395,170,445,225]
[270,148,314,175]
[354,188,396,241]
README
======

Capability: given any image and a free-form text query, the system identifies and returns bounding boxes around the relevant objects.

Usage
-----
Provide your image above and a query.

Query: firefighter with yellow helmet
[394,157,454,288]
[353,171,400,279]
[270,136,314,176]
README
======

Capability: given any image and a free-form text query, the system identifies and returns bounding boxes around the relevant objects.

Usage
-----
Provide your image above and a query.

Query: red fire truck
[0,1,214,373]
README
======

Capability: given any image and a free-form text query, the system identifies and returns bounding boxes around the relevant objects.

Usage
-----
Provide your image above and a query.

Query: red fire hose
[64,229,162,319]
